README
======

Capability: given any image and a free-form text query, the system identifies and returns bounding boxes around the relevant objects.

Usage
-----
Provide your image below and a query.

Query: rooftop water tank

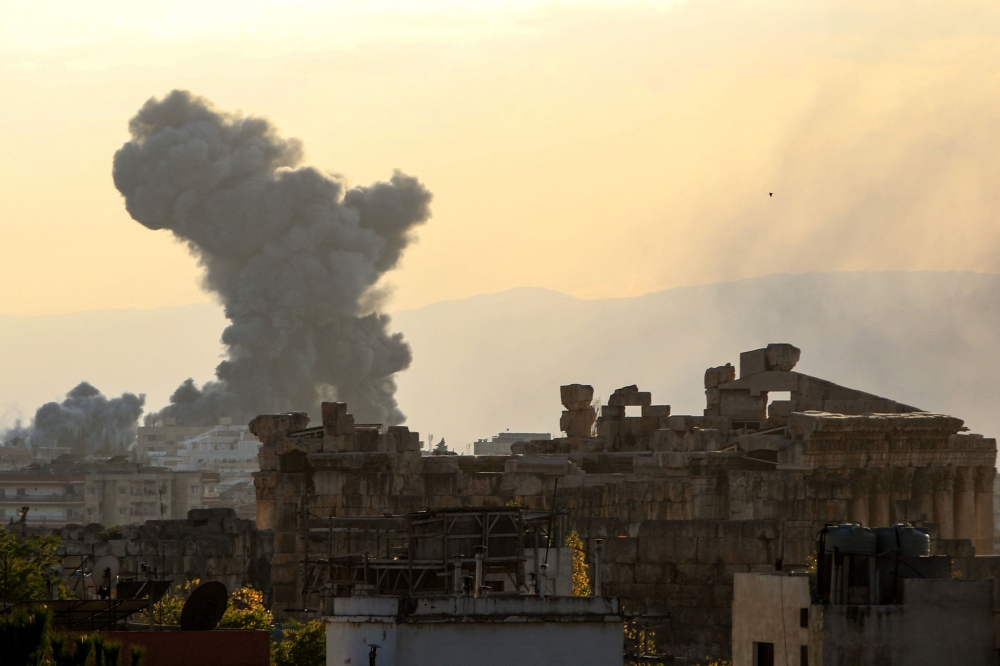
[876,524,930,557]
[824,523,876,556]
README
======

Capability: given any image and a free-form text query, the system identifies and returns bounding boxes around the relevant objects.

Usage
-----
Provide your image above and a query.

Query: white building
[144,424,260,475]
[326,596,622,666]
[473,432,551,455]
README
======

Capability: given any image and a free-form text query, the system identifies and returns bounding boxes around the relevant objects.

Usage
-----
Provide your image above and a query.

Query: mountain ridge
[2,271,998,454]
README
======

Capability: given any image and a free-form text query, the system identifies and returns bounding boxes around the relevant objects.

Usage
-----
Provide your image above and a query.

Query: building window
[800,645,808,666]
[16,488,24,496]
[799,608,808,628]
[119,487,126,495]
[119,509,126,516]
[753,642,774,666]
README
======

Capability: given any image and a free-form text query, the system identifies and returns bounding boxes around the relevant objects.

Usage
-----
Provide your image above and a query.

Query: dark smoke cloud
[1,382,145,455]
[113,90,432,427]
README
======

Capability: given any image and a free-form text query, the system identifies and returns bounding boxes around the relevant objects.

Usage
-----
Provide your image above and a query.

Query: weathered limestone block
[739,349,768,378]
[560,407,596,438]
[321,402,354,436]
[764,343,800,372]
[601,405,625,419]
[642,404,672,418]
[506,455,573,476]
[638,536,698,564]
[249,412,310,445]
[608,385,652,406]
[560,384,594,410]
[719,390,767,421]
[387,426,420,452]
[705,364,736,389]
[596,419,621,440]
[767,400,793,423]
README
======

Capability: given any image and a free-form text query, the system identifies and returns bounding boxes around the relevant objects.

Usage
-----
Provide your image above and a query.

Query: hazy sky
[3,0,1000,316]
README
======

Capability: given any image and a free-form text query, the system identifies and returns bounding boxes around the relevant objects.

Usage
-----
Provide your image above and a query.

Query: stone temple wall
[25,509,273,597]
[251,344,997,662]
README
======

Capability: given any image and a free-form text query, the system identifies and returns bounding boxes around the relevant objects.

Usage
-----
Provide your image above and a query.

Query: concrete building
[473,432,552,455]
[170,425,261,474]
[326,596,622,666]
[732,572,995,666]
[136,419,215,463]
[252,343,998,661]
[0,457,212,526]
[0,472,86,525]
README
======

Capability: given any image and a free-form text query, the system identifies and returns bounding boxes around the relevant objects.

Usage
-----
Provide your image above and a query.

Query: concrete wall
[328,622,621,666]
[819,579,994,666]
[326,596,623,666]
[397,622,623,666]
[732,573,811,666]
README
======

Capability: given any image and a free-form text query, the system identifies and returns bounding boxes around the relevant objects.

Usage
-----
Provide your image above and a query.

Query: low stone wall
[34,509,273,597]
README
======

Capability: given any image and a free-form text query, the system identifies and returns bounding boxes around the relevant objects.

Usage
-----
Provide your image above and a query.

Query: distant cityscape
[0,422,552,528]
[0,418,261,526]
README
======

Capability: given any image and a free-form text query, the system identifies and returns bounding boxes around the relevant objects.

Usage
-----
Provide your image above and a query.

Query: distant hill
[0,303,227,429]
[3,272,999,454]
[391,271,1000,450]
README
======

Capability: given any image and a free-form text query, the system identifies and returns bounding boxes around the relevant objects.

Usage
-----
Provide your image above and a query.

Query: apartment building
[137,420,260,475]
[136,418,215,462]
[0,456,213,527]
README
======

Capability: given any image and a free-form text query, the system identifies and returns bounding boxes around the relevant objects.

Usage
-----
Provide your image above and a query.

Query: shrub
[219,585,273,630]
[0,530,69,604]
[0,605,50,666]
[271,620,325,666]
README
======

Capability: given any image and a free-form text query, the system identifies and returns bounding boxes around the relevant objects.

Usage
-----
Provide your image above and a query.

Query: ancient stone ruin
[251,343,997,662]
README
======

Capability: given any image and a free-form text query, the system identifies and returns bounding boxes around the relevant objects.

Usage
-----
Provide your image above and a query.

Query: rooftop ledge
[326,596,621,623]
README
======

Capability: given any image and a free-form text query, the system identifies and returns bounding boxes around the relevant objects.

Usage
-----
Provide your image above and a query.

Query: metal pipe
[594,539,603,597]
[539,563,548,599]
[474,547,484,598]
[453,555,462,597]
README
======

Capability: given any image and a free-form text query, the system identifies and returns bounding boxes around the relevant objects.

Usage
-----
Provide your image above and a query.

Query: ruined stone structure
[43,508,273,595]
[252,344,997,662]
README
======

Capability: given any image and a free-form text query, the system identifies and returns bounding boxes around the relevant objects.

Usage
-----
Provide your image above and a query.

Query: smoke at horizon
[1,382,145,455]
[112,90,432,426]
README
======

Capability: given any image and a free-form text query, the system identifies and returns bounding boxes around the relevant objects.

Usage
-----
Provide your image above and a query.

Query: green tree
[271,620,325,666]
[0,528,68,604]
[148,579,272,629]
[0,605,50,666]
[146,578,199,625]
[218,585,273,630]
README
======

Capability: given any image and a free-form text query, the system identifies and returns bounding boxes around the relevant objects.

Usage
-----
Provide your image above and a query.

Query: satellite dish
[180,581,228,631]
[93,555,120,587]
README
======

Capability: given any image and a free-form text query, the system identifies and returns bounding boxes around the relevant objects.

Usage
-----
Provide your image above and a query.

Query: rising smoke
[2,382,145,455]
[112,91,432,427]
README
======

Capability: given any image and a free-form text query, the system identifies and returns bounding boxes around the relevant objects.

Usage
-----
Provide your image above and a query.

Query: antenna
[93,555,120,599]
[180,581,228,631]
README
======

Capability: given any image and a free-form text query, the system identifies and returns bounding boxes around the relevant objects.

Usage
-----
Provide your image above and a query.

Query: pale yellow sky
[2,0,1000,316]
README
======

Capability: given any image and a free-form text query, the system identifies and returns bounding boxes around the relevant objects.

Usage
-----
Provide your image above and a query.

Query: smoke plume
[2,382,145,455]
[112,91,431,427]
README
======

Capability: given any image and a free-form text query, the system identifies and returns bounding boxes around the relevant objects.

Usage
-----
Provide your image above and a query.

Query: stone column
[911,467,935,525]
[953,467,976,542]
[868,471,891,528]
[974,466,996,556]
[889,467,913,525]
[933,468,955,540]
[849,469,870,526]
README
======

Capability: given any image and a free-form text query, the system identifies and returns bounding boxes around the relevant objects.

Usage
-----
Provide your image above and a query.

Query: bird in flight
[769,192,773,197]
